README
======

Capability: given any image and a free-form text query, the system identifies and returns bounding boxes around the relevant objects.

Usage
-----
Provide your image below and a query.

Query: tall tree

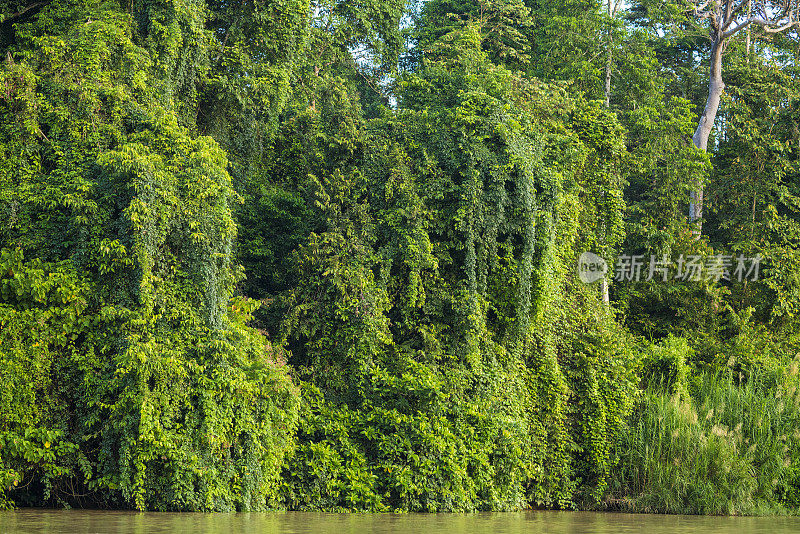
[684,0,800,234]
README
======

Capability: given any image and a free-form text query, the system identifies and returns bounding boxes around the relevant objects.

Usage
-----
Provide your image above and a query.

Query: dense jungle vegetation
[1,0,800,515]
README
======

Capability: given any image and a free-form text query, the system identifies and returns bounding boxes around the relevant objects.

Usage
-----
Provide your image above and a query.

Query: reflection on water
[1,510,799,534]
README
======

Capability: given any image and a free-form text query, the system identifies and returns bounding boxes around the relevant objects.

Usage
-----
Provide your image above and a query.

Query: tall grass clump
[607,336,800,515]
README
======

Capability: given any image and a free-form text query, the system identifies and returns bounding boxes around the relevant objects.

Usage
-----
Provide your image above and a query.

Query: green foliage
[251,23,637,511]
[411,0,533,71]
[526,0,606,95]
[0,0,300,510]
[0,249,86,509]
[640,335,691,397]
[2,0,800,517]
[201,0,309,171]
[610,367,800,514]
[708,53,800,325]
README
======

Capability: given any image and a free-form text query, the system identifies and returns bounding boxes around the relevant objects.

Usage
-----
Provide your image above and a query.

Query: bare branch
[724,0,734,24]
[723,17,754,36]
[762,17,800,32]
[723,10,800,38]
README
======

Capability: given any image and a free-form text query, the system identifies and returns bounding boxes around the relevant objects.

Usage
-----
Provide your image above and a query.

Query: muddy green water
[1,510,799,533]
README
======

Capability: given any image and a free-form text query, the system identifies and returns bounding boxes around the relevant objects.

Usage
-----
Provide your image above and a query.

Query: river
[2,510,799,533]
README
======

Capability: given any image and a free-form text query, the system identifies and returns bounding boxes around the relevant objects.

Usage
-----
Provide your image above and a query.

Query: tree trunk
[746,0,752,62]
[601,42,611,303]
[604,47,612,108]
[601,0,614,305]
[690,37,725,236]
[604,0,615,108]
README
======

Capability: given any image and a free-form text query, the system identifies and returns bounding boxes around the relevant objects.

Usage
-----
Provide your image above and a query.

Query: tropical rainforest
[1,0,800,516]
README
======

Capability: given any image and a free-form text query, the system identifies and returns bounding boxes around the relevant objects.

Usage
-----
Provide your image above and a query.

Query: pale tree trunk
[600,267,610,304]
[690,37,725,236]
[604,0,618,108]
[604,46,612,108]
[601,0,617,304]
[746,0,753,61]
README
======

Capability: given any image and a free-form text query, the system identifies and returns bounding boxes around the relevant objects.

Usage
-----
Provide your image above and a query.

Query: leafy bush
[640,336,692,397]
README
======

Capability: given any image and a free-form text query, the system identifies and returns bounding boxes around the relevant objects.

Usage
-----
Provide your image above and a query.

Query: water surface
[1,510,799,533]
